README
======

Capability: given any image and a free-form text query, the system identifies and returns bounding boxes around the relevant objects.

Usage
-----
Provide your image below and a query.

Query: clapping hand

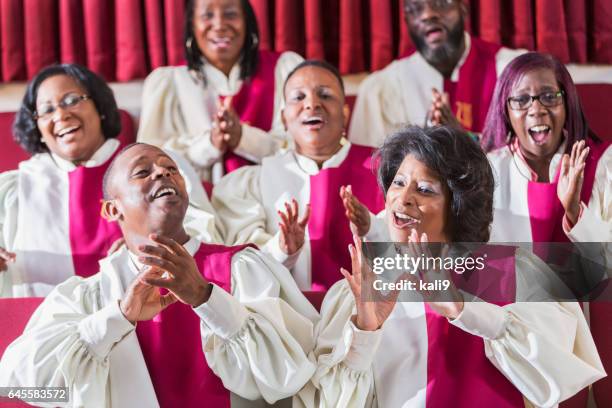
[211,96,242,152]
[278,199,311,256]
[427,88,462,130]
[0,247,16,272]
[340,185,371,236]
[557,140,589,226]
[120,265,178,324]
[138,234,212,308]
[342,234,400,331]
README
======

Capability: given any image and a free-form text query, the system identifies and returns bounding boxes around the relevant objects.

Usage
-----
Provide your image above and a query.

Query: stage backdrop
[1,0,611,82]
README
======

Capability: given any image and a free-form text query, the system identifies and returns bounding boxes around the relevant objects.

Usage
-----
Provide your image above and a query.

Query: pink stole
[527,138,608,244]
[425,245,524,407]
[223,51,281,173]
[67,149,123,278]
[444,38,501,133]
[308,144,385,291]
[135,243,252,408]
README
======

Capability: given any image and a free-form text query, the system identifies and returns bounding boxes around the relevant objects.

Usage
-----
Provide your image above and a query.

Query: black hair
[283,59,346,96]
[376,125,494,242]
[184,0,260,84]
[13,63,121,155]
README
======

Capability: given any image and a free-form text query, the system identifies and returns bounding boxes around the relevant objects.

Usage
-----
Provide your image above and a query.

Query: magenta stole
[308,144,385,291]
[135,243,251,408]
[222,51,281,173]
[67,149,123,278]
[425,245,523,407]
[443,38,501,133]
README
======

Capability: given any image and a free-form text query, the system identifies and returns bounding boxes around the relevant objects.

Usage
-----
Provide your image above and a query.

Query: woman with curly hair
[0,64,218,297]
[296,125,604,407]
[138,0,303,182]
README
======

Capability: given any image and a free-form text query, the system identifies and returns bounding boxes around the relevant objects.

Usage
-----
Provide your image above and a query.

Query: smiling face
[282,65,348,161]
[192,0,246,75]
[385,154,450,243]
[35,74,105,164]
[405,0,465,66]
[105,144,189,242]
[507,68,566,160]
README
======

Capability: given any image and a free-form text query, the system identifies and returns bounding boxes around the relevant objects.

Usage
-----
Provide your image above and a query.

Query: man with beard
[0,143,319,407]
[349,0,524,145]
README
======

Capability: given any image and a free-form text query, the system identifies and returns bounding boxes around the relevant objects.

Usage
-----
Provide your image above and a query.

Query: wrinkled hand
[340,185,371,236]
[120,266,178,324]
[427,88,462,130]
[405,229,463,319]
[278,199,310,256]
[557,140,589,226]
[0,247,16,272]
[211,96,242,152]
[138,234,212,307]
[342,234,400,331]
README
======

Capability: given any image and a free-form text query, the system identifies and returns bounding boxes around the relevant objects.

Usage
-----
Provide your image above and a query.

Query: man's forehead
[118,144,171,167]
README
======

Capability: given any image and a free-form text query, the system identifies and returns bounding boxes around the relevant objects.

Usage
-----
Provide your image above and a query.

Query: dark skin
[102,144,212,324]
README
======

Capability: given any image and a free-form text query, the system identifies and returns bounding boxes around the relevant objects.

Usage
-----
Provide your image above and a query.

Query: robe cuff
[193,284,248,339]
[450,301,509,340]
[343,319,383,371]
[562,203,585,234]
[78,300,135,359]
[185,131,223,168]
[261,231,302,270]
[364,211,387,242]
[565,203,604,242]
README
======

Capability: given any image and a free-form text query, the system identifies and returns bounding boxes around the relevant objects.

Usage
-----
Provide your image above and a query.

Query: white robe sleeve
[0,275,135,408]
[138,67,222,181]
[450,249,606,407]
[193,247,319,403]
[348,65,409,148]
[234,51,304,163]
[295,280,380,408]
[0,170,18,297]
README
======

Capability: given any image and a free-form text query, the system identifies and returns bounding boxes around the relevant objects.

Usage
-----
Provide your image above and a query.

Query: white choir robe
[294,248,605,408]
[212,141,381,291]
[488,140,611,270]
[349,32,525,147]
[138,51,303,182]
[0,237,319,408]
[0,139,222,298]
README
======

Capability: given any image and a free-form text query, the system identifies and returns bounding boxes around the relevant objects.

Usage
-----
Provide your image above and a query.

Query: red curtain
[1,0,611,83]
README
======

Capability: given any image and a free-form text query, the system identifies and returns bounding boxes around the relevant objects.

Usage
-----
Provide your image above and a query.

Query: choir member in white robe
[349,0,524,146]
[212,60,385,291]
[138,0,303,182]
[0,143,319,408]
[0,64,220,299]
[295,126,605,408]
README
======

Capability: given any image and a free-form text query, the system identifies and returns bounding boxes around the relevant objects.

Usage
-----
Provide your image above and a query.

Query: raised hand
[406,229,463,319]
[138,234,212,307]
[0,247,16,272]
[427,88,462,130]
[217,96,242,150]
[557,140,589,225]
[340,185,371,236]
[120,266,178,324]
[278,199,310,256]
[341,234,399,331]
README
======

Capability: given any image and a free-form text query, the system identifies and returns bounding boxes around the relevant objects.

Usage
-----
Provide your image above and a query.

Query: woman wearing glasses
[0,64,218,297]
[482,52,610,244]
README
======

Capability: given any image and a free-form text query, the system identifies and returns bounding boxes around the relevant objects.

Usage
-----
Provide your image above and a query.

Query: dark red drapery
[1,0,611,82]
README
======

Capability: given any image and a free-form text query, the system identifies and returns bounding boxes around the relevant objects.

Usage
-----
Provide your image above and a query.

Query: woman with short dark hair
[138,0,303,182]
[0,64,218,297]
[298,125,604,407]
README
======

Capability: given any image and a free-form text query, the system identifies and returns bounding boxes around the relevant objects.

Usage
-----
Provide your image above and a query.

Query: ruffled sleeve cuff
[193,284,249,339]
[450,301,510,340]
[78,300,135,359]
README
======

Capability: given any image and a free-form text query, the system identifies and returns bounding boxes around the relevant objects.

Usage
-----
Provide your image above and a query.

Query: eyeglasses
[33,93,91,121]
[404,0,455,16]
[506,90,564,110]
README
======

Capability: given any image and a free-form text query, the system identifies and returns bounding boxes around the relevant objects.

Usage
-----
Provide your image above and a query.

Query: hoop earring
[186,36,193,50]
[251,33,259,49]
